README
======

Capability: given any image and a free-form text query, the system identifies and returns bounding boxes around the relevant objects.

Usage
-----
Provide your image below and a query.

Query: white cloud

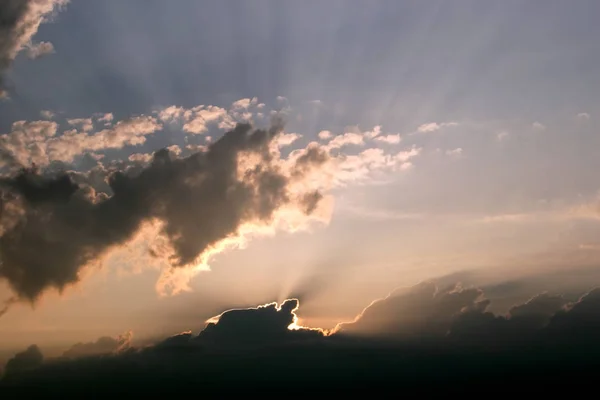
[326,132,365,149]
[329,146,421,184]
[40,110,55,119]
[496,131,509,141]
[577,112,590,121]
[231,97,258,110]
[417,121,458,133]
[0,115,161,168]
[67,118,93,132]
[374,134,401,144]
[318,130,332,140]
[476,213,534,224]
[363,125,382,139]
[158,106,185,122]
[185,143,208,153]
[276,96,288,103]
[532,121,546,131]
[128,153,153,164]
[275,133,302,148]
[0,120,58,167]
[445,148,463,157]
[166,145,182,156]
[97,113,114,124]
[396,146,421,164]
[182,105,231,134]
[25,41,55,59]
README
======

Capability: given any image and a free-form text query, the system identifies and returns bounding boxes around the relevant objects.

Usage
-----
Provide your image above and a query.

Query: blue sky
[2,0,600,357]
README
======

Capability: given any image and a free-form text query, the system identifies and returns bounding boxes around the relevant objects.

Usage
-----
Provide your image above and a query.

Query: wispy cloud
[445,148,463,158]
[576,112,590,121]
[416,121,458,133]
[532,121,546,131]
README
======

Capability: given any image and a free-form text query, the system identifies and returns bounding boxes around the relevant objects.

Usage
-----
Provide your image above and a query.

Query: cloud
[62,331,133,359]
[0,115,161,168]
[374,134,401,144]
[274,132,301,148]
[445,147,463,157]
[231,97,258,110]
[96,113,114,124]
[475,213,535,223]
[576,112,590,120]
[25,40,53,58]
[496,131,509,141]
[326,146,421,185]
[417,121,458,133]
[325,132,364,150]
[5,285,600,392]
[39,110,54,119]
[532,121,546,131]
[0,0,68,94]
[0,99,428,302]
[0,122,333,301]
[3,344,42,377]
[334,282,487,338]
[67,118,93,132]
[544,288,600,341]
[128,152,153,164]
[317,130,332,140]
[198,299,324,346]
[567,196,600,220]
[363,125,382,139]
[183,106,232,134]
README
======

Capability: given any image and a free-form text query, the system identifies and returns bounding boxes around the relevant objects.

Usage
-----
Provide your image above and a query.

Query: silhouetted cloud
[334,281,487,338]
[3,345,42,377]
[198,299,324,346]
[4,285,600,393]
[61,331,132,359]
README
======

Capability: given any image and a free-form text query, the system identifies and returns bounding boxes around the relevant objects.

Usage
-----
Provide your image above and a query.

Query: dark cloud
[61,331,132,359]
[334,281,487,339]
[0,0,67,96]
[4,287,600,394]
[544,288,600,342]
[3,345,42,378]
[0,122,327,302]
[197,299,324,346]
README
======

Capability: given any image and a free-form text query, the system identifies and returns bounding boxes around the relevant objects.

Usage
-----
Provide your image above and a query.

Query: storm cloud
[0,122,329,301]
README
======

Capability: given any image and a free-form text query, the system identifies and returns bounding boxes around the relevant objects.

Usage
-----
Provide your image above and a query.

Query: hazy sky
[2,0,600,359]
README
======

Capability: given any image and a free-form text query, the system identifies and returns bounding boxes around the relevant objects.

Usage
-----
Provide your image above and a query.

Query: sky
[2,1,600,385]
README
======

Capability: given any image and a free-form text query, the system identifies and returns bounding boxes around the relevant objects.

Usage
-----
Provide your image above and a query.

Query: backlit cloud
[0,0,69,96]
[0,115,161,168]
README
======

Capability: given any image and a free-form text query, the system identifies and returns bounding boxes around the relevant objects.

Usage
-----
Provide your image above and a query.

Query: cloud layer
[4,282,600,393]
